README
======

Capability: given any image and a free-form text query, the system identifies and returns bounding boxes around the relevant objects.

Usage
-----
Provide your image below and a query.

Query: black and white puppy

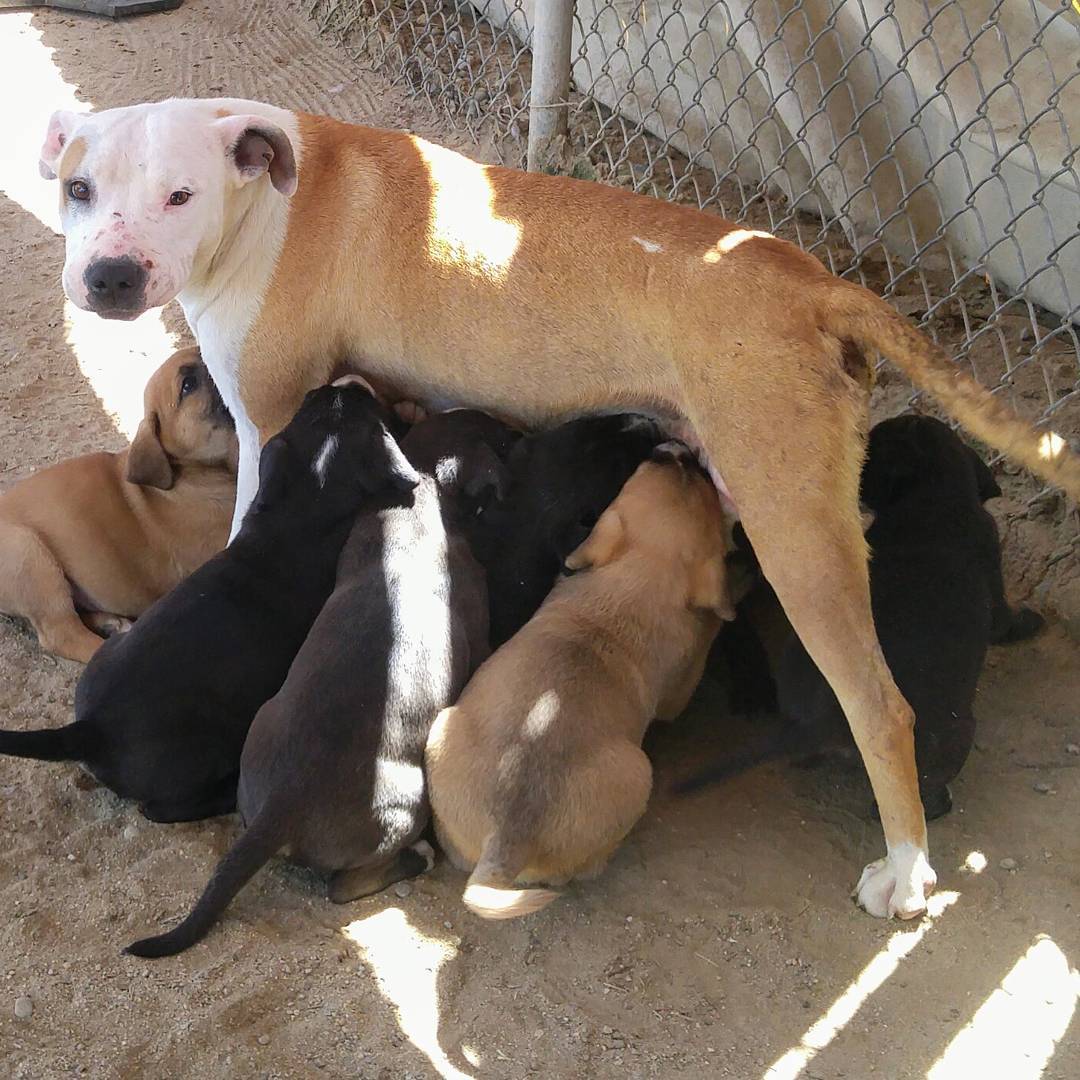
[0,383,415,823]
[126,410,510,958]
[471,413,668,647]
[686,414,1043,818]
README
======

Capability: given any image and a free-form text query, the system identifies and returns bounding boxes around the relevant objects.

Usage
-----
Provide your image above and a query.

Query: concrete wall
[479,0,1078,318]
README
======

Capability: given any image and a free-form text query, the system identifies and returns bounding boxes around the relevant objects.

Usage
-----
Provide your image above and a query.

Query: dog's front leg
[229,415,262,542]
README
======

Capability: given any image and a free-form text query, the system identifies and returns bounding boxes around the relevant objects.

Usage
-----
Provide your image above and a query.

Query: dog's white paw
[855,842,937,919]
[411,840,436,873]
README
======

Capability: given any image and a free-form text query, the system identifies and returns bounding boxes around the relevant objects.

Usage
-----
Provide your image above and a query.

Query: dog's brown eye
[168,190,191,206]
[68,180,90,201]
[179,373,198,399]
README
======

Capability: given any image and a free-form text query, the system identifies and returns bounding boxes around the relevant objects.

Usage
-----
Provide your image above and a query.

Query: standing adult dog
[37,97,1080,918]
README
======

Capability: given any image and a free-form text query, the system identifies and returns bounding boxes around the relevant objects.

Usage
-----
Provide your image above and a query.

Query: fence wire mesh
[312,0,1080,494]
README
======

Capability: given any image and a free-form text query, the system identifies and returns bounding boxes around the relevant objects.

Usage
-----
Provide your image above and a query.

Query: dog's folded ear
[215,114,298,197]
[380,434,422,494]
[460,443,511,505]
[251,435,296,510]
[688,554,736,620]
[126,416,175,491]
[39,109,82,180]
[564,506,625,572]
[967,446,1002,502]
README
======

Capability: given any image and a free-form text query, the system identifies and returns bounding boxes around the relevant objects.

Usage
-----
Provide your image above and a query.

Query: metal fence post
[527,0,574,172]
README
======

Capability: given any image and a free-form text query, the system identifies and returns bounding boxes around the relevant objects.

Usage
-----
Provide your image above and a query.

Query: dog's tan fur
[425,450,731,918]
[0,348,236,662]
[149,107,1080,913]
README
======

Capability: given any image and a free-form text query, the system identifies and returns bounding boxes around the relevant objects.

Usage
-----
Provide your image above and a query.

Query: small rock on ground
[14,996,33,1021]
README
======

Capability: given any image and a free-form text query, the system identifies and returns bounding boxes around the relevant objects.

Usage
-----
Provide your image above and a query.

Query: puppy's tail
[0,723,93,762]
[820,280,1080,500]
[124,806,284,959]
[462,833,559,920]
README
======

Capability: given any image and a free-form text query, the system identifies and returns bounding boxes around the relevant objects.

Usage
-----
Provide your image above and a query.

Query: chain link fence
[311,0,1080,483]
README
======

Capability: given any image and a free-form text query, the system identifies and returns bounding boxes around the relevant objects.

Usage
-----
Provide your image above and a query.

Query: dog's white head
[38,98,298,320]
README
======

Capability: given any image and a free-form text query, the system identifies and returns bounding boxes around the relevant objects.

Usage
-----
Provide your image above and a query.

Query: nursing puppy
[0,383,413,823]
[0,347,235,662]
[426,443,734,919]
[471,413,667,647]
[126,410,510,958]
[686,416,1043,818]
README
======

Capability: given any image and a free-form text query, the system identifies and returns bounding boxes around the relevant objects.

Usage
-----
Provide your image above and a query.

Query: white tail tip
[462,883,560,920]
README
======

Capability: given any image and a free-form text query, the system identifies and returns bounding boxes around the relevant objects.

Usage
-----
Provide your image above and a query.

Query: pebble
[1066,743,1079,756]
[394,882,412,899]
[258,1034,270,1046]
[999,857,1018,871]
[14,996,33,1021]
[1033,781,1054,794]
[122,824,138,841]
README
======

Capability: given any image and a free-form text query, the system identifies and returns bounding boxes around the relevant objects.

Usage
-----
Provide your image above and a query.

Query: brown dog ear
[564,506,626,572]
[126,416,175,490]
[688,554,735,620]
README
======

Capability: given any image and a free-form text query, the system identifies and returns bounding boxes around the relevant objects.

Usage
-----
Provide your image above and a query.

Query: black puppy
[472,413,668,647]
[126,410,511,958]
[686,414,1042,818]
[0,383,416,823]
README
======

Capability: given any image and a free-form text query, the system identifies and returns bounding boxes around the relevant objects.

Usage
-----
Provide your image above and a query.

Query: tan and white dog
[37,96,1080,919]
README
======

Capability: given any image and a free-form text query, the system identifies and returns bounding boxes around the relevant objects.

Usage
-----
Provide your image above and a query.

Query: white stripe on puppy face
[312,433,339,487]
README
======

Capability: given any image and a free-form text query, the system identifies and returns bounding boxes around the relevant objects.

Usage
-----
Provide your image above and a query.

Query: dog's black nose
[84,257,148,312]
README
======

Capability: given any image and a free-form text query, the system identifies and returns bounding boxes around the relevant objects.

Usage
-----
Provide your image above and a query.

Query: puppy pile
[0,353,1039,957]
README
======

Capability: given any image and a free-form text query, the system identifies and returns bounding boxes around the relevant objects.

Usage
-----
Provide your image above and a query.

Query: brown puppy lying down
[426,442,733,919]
[0,347,236,662]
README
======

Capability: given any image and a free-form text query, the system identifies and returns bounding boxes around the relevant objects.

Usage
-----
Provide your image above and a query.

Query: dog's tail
[820,280,1080,500]
[124,805,284,959]
[0,723,93,762]
[462,833,559,920]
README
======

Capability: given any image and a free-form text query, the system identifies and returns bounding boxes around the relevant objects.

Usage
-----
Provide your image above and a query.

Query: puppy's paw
[83,613,134,638]
[394,400,429,425]
[411,839,436,873]
[854,842,936,919]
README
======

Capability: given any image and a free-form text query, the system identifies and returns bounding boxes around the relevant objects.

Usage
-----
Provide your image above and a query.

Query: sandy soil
[0,2,1077,1078]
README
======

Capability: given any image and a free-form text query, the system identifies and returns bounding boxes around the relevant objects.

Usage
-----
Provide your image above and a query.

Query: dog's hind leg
[0,522,106,662]
[682,340,934,918]
[328,841,436,903]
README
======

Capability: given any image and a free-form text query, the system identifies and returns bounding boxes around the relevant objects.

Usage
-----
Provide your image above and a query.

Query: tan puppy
[40,99,1080,917]
[0,348,236,662]
[426,444,732,918]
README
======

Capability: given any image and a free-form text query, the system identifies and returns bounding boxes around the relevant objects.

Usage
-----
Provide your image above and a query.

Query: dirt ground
[0,2,1077,1077]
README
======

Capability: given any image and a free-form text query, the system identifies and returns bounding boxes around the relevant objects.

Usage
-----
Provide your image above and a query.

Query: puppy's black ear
[860,434,922,510]
[126,416,174,491]
[251,434,296,509]
[460,443,511,505]
[381,433,422,493]
[967,447,1001,502]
